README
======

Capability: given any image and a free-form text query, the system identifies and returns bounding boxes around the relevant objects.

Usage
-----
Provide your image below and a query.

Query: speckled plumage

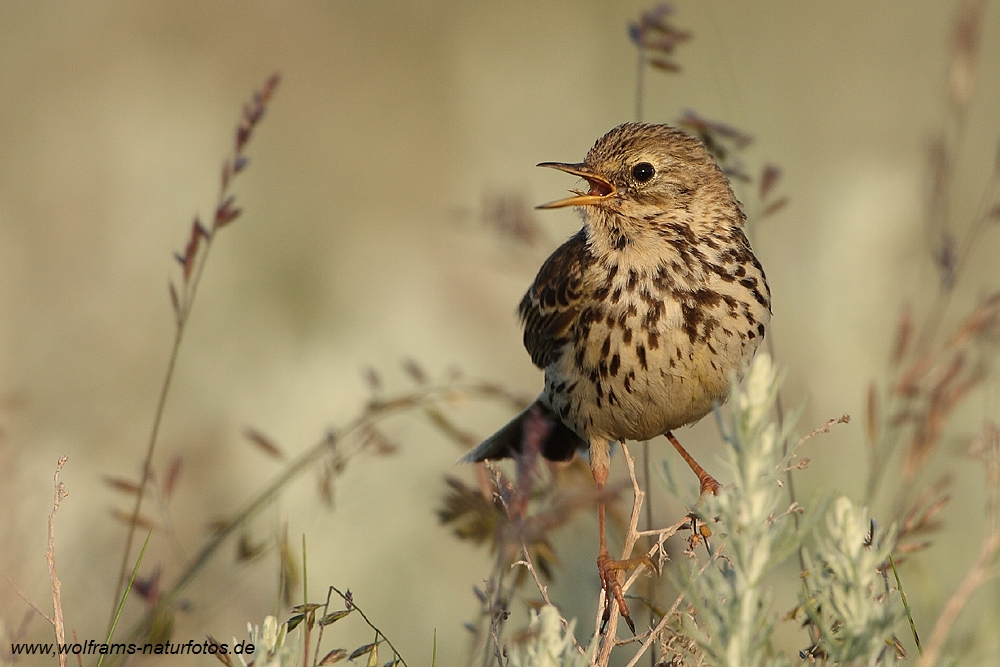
[462,122,771,633]
[466,122,770,465]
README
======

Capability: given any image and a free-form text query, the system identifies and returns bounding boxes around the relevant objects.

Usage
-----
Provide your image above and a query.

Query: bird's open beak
[535,162,617,209]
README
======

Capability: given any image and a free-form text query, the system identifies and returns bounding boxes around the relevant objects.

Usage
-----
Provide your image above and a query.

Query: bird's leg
[594,456,636,634]
[666,431,720,495]
[591,439,651,635]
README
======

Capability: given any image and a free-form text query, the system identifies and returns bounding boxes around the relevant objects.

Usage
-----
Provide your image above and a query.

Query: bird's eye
[632,162,655,183]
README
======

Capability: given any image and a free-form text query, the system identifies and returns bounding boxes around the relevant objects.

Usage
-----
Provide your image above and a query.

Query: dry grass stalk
[111,73,281,624]
[48,456,69,667]
[512,542,587,657]
[917,530,1000,667]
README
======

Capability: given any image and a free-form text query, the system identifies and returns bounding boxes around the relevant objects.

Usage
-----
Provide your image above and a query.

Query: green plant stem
[98,531,151,667]
[108,238,214,633]
[888,553,922,656]
[108,330,179,628]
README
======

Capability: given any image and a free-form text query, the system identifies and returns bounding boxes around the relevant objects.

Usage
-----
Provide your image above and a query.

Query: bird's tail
[459,399,586,463]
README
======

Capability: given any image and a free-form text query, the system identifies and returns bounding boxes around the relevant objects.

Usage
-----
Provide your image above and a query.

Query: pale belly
[543,297,763,443]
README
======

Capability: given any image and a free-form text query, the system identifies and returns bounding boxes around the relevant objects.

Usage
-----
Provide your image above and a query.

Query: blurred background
[2,1,999,664]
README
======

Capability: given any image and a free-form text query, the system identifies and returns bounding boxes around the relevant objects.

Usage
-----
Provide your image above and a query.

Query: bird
[462,122,771,633]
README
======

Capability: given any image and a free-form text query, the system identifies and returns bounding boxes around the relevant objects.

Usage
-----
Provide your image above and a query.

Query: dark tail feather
[460,400,586,463]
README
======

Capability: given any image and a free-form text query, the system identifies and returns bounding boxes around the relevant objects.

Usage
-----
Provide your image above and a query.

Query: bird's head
[536,123,736,232]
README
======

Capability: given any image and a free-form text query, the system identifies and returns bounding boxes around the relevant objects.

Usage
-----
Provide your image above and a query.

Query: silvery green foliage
[679,353,797,667]
[507,606,594,667]
[676,353,903,666]
[804,498,903,665]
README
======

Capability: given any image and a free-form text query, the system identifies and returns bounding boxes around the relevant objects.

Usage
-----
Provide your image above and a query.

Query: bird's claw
[597,552,655,635]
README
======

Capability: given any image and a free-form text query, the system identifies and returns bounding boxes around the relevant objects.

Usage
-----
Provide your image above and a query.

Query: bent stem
[108,73,280,629]
[917,530,1000,667]
[592,442,686,667]
[330,586,410,667]
[110,380,520,662]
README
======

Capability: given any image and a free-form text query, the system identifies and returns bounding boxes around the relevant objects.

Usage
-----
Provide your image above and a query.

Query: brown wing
[518,230,590,369]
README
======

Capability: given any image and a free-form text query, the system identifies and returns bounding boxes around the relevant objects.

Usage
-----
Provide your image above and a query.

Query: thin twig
[8,578,52,624]
[594,444,645,665]
[72,630,84,667]
[312,586,335,667]
[623,543,723,667]
[785,406,850,636]
[599,445,706,667]
[633,522,687,539]
[623,518,687,592]
[513,542,586,655]
[47,456,69,667]
[887,553,922,656]
[329,586,409,667]
[110,327,181,629]
[795,415,851,451]
[110,73,280,627]
[513,547,551,606]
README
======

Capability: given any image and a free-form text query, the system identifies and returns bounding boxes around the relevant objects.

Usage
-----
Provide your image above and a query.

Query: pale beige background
[2,1,999,664]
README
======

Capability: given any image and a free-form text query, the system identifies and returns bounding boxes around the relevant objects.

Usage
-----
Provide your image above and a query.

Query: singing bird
[462,122,771,632]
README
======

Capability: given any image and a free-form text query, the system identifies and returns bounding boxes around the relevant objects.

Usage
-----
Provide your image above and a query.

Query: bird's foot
[597,551,656,635]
